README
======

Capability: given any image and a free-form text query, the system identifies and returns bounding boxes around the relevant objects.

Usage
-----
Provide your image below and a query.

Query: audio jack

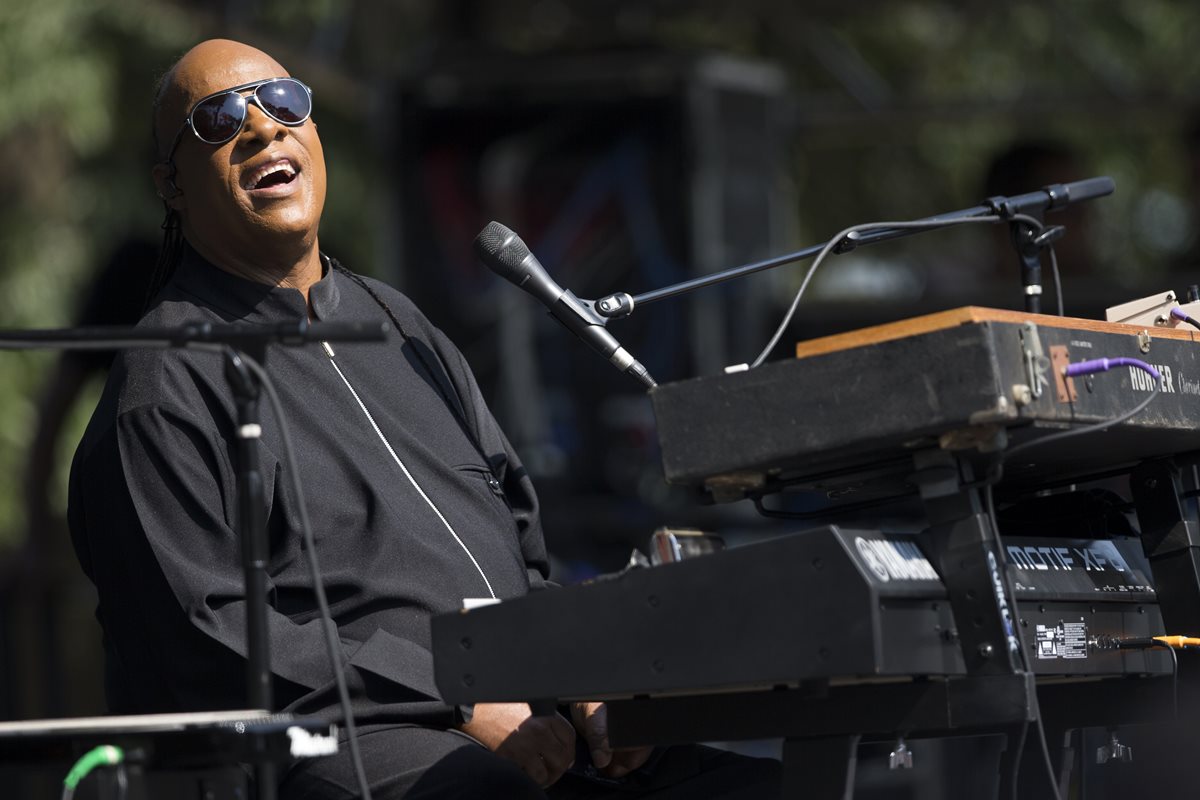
[1091,634,1189,727]
[1090,634,1200,651]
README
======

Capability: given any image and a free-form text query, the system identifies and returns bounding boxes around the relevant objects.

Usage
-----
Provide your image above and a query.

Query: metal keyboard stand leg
[913,450,1025,679]
[1132,457,1200,633]
[781,735,860,800]
[913,450,1038,797]
[1056,728,1077,799]
[1128,457,1200,786]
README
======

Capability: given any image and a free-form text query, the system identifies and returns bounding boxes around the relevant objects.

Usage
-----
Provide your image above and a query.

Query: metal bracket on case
[888,738,913,769]
[1096,730,1133,764]
[1016,322,1050,404]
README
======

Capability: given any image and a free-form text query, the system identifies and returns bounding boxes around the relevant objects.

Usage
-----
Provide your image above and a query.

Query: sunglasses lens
[183,80,311,147]
[258,79,310,124]
[191,92,246,143]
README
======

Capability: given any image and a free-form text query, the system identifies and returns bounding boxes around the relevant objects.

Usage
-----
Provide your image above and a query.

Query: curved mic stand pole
[0,320,387,800]
[593,176,1115,323]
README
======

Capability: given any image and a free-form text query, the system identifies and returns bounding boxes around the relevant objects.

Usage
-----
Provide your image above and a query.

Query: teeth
[247,158,296,189]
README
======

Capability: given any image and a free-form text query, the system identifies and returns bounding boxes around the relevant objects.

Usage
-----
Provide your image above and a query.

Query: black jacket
[68,248,549,726]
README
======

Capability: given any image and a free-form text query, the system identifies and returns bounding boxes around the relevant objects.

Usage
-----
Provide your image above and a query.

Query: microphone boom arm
[595,176,1115,320]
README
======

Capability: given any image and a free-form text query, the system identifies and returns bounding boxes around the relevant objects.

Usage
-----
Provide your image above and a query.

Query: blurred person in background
[1168,110,1200,282]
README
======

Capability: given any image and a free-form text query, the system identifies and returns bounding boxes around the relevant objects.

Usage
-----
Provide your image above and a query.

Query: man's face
[155,40,327,264]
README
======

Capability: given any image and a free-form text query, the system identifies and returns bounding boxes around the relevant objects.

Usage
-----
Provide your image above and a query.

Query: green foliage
[0,7,204,727]
[0,1,386,551]
[0,0,193,548]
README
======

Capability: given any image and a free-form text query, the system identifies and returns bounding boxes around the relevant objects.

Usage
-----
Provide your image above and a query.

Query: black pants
[279,725,781,800]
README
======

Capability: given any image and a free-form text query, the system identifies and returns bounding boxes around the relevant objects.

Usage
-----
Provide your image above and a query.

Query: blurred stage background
[2,0,1200,779]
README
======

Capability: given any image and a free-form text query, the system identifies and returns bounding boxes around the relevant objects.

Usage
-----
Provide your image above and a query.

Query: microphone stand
[0,319,387,800]
[593,176,1115,320]
[224,345,272,721]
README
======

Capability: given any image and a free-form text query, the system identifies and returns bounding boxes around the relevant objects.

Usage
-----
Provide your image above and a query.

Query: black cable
[238,351,374,800]
[1049,248,1064,317]
[984,483,1063,800]
[1109,636,1182,716]
[1007,214,1066,317]
[983,360,1165,798]
[979,358,1161,489]
[988,386,1160,485]
[753,212,1058,368]
[1004,214,1066,318]
[752,215,1009,368]
[1033,714,1062,800]
[982,487,1029,671]
[1009,721,1029,800]
[1169,644,1179,719]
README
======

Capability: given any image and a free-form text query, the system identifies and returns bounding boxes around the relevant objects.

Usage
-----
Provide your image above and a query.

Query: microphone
[986,176,1116,218]
[474,222,657,389]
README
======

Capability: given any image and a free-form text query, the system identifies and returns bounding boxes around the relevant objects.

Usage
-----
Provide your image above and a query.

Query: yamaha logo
[854,536,941,582]
[855,537,893,582]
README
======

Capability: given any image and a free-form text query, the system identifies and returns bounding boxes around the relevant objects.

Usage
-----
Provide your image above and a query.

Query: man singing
[68,39,776,799]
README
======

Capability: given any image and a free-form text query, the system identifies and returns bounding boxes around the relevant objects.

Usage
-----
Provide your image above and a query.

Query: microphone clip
[595,292,635,320]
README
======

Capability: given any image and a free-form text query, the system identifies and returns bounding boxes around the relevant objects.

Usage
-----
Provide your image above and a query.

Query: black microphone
[474,222,657,389]
[986,176,1115,218]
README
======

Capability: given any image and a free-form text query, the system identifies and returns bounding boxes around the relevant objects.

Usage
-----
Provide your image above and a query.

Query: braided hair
[327,257,415,343]
[144,65,185,314]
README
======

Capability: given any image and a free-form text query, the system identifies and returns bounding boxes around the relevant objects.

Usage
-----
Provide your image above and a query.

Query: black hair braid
[328,258,415,342]
[143,208,184,314]
[144,63,185,315]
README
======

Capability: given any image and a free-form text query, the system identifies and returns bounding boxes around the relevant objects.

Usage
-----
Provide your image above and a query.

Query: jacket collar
[170,244,342,322]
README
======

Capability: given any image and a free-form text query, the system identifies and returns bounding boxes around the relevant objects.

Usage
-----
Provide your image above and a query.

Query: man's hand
[458,702,576,788]
[571,702,655,779]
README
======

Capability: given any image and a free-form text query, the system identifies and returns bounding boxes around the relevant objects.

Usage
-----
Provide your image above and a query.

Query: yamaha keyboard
[433,527,1170,705]
[432,524,1184,799]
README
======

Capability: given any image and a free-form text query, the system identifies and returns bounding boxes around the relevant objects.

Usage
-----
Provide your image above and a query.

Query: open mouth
[245,157,299,191]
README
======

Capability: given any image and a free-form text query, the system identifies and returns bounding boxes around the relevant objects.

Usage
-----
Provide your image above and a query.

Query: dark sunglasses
[164,77,312,162]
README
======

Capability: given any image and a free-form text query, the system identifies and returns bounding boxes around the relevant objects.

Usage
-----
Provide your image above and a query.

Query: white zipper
[320,341,497,599]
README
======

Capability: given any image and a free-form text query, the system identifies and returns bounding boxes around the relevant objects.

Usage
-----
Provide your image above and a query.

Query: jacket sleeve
[77,400,450,713]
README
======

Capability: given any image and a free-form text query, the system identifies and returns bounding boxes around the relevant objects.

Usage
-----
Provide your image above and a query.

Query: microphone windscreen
[474,221,531,281]
[1063,176,1115,204]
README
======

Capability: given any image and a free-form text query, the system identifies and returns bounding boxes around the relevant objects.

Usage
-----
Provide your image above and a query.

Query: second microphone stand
[0,320,387,800]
